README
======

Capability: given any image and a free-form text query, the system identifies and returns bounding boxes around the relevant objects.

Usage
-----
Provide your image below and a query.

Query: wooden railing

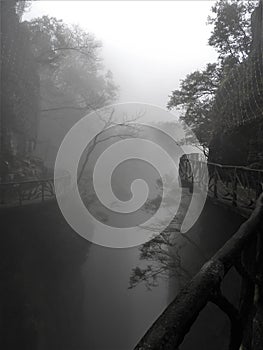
[134,194,263,350]
[2,161,262,211]
[190,160,263,217]
[0,176,68,207]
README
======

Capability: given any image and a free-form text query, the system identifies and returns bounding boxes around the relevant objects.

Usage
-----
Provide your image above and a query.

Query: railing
[134,194,263,350]
[190,160,263,217]
[2,161,262,211]
[0,176,68,207]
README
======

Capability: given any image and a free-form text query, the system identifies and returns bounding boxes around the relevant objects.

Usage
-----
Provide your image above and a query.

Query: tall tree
[167,63,222,148]
[1,0,40,181]
[208,0,255,66]
[167,0,257,148]
[22,16,118,166]
[25,16,117,113]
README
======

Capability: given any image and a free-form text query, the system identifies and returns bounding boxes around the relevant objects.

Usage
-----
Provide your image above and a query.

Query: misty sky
[25,1,218,117]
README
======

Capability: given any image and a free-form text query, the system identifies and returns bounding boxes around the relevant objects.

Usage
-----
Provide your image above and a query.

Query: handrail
[0,175,68,186]
[193,160,263,173]
[1,161,263,210]
[0,176,69,207]
[134,195,263,350]
[187,160,263,216]
[0,178,54,186]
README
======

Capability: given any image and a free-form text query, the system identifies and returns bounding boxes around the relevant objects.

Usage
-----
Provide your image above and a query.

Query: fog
[3,3,247,349]
[25,1,218,115]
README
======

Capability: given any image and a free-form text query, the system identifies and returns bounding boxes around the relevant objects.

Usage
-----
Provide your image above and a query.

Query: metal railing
[134,194,263,350]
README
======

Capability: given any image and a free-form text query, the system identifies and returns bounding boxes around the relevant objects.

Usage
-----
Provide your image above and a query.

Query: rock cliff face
[208,0,263,166]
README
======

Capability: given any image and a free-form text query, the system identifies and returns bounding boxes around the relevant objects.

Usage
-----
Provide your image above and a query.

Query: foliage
[129,231,191,290]
[1,6,117,179]
[25,16,118,114]
[15,0,33,21]
[26,16,100,67]
[134,0,259,290]
[167,63,222,146]
[207,0,255,66]
[1,1,39,164]
[167,0,257,147]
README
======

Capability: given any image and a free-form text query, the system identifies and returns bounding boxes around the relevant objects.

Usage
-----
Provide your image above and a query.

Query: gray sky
[25,1,217,117]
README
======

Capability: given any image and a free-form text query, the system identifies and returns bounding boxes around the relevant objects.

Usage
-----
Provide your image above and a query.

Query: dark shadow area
[0,197,246,350]
[0,201,91,350]
[172,200,245,350]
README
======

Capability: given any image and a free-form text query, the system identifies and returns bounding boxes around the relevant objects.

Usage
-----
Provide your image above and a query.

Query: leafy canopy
[25,16,118,113]
[167,0,257,148]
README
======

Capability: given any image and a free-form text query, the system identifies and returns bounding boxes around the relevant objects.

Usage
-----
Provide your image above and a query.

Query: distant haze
[25,1,217,119]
